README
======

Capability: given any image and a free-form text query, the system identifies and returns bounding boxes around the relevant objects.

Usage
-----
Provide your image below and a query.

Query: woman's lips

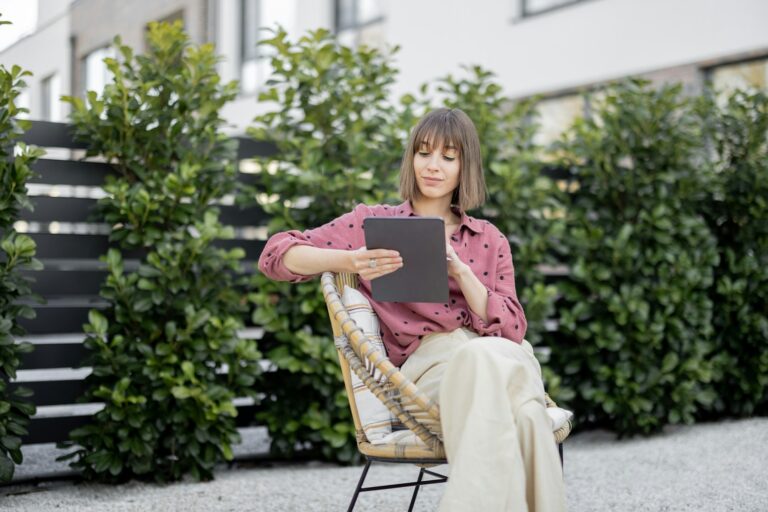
[422,177,442,186]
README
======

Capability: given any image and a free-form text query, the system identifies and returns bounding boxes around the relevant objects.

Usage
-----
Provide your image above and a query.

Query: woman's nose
[427,153,442,169]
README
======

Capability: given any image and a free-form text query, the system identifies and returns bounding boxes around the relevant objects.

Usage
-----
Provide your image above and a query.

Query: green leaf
[0,454,14,482]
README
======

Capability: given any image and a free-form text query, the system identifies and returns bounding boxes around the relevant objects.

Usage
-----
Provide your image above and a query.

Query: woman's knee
[450,338,500,366]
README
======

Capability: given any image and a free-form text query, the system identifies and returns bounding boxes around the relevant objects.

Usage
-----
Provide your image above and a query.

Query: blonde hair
[399,108,486,212]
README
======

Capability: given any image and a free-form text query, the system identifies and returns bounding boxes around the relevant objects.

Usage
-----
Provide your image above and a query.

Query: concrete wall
[0,6,71,121]
[69,0,208,94]
[3,0,767,129]
[387,0,768,99]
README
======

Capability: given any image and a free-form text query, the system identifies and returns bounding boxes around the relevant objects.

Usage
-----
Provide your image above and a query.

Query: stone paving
[2,418,767,511]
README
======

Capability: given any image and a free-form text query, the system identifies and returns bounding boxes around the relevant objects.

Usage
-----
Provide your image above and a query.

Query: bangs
[411,111,463,153]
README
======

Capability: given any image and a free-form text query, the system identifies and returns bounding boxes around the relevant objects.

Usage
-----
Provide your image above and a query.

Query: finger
[367,262,403,280]
[356,255,402,269]
[366,249,401,259]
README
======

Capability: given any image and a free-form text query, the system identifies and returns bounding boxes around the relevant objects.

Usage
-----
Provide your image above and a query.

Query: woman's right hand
[349,247,403,281]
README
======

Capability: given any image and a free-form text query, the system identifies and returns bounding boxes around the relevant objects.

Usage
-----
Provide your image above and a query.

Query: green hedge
[698,89,768,417]
[552,80,720,435]
[56,21,261,482]
[0,21,45,480]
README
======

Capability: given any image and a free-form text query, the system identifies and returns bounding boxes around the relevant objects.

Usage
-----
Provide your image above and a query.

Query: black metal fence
[11,120,275,445]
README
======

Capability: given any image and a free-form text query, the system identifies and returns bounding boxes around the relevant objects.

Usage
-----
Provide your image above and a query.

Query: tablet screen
[362,217,449,303]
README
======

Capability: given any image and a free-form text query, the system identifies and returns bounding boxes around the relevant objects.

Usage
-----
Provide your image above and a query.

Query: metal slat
[30,159,114,186]
[218,203,268,226]
[9,380,86,407]
[19,307,93,334]
[23,269,105,296]
[22,196,268,227]
[21,121,88,149]
[30,233,109,259]
[19,343,89,370]
[22,196,98,223]
[24,416,90,444]
[29,159,263,187]
[29,233,266,261]
[234,137,278,160]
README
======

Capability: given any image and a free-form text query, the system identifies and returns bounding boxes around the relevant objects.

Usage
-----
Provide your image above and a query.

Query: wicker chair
[321,271,573,512]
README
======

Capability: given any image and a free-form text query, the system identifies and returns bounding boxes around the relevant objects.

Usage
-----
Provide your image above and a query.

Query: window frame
[334,0,385,34]
[701,54,768,88]
[520,0,591,19]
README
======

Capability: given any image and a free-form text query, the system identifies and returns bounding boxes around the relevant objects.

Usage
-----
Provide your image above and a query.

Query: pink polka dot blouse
[257,200,527,366]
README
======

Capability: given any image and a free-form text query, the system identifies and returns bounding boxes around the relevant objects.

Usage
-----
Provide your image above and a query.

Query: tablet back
[363,217,449,303]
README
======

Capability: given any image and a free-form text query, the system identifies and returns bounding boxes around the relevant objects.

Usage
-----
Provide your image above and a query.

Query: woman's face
[412,139,461,202]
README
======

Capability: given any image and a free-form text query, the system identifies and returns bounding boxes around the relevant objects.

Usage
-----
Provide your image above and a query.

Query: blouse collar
[396,200,485,234]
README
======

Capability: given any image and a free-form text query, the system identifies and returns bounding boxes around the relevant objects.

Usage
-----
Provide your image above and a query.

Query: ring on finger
[368,258,377,269]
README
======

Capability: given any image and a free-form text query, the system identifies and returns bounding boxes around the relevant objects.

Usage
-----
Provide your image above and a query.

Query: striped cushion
[341,285,394,444]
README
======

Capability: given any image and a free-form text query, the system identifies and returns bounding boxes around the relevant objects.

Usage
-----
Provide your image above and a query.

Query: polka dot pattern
[256,200,526,367]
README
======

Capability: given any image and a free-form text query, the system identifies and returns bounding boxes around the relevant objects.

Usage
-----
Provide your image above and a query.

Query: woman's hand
[350,247,403,281]
[446,241,469,279]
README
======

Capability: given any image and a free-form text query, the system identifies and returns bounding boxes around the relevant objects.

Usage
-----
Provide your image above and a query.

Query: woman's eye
[418,151,431,156]
[443,155,456,162]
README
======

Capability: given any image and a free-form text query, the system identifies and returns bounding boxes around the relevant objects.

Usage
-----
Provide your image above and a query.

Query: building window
[707,57,768,98]
[40,73,62,122]
[533,93,585,150]
[334,0,385,48]
[521,0,588,18]
[82,46,115,96]
[240,0,297,95]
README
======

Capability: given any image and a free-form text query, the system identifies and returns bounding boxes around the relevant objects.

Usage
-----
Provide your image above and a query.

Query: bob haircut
[399,108,486,212]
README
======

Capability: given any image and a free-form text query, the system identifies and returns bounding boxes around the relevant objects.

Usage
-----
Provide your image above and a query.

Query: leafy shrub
[552,79,719,435]
[245,28,407,462]
[0,23,44,481]
[57,21,261,482]
[698,89,768,417]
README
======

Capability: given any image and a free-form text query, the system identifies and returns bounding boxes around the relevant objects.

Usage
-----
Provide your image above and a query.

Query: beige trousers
[400,327,565,512]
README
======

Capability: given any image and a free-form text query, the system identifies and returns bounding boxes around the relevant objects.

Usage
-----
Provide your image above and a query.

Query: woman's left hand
[446,240,469,279]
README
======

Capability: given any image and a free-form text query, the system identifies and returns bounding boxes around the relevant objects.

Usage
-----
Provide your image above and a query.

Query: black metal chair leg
[347,459,372,512]
[407,468,426,512]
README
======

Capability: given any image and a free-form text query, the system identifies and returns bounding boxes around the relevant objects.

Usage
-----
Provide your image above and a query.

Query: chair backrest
[324,272,368,445]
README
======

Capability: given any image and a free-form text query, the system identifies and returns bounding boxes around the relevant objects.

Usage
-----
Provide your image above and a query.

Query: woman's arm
[445,231,526,342]
[258,204,402,282]
[453,263,490,324]
[283,245,402,279]
[282,245,354,275]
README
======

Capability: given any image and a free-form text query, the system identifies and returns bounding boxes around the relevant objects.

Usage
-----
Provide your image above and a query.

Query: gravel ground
[1,418,767,511]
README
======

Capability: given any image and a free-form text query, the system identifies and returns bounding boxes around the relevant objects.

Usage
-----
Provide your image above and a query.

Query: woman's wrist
[452,262,474,283]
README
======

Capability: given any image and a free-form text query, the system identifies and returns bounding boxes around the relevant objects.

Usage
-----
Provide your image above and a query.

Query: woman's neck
[410,197,459,225]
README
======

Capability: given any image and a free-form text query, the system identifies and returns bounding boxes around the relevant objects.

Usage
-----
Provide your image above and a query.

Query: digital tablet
[363,217,449,303]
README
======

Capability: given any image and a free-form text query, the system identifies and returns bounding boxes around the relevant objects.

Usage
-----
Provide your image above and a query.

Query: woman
[258,108,565,512]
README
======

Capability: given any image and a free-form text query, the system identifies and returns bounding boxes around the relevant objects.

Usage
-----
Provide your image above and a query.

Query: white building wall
[0,6,71,121]
[3,0,767,130]
[388,0,768,99]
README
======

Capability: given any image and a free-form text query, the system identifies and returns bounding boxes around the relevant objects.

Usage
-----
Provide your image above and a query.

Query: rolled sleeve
[257,231,318,282]
[467,237,527,342]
